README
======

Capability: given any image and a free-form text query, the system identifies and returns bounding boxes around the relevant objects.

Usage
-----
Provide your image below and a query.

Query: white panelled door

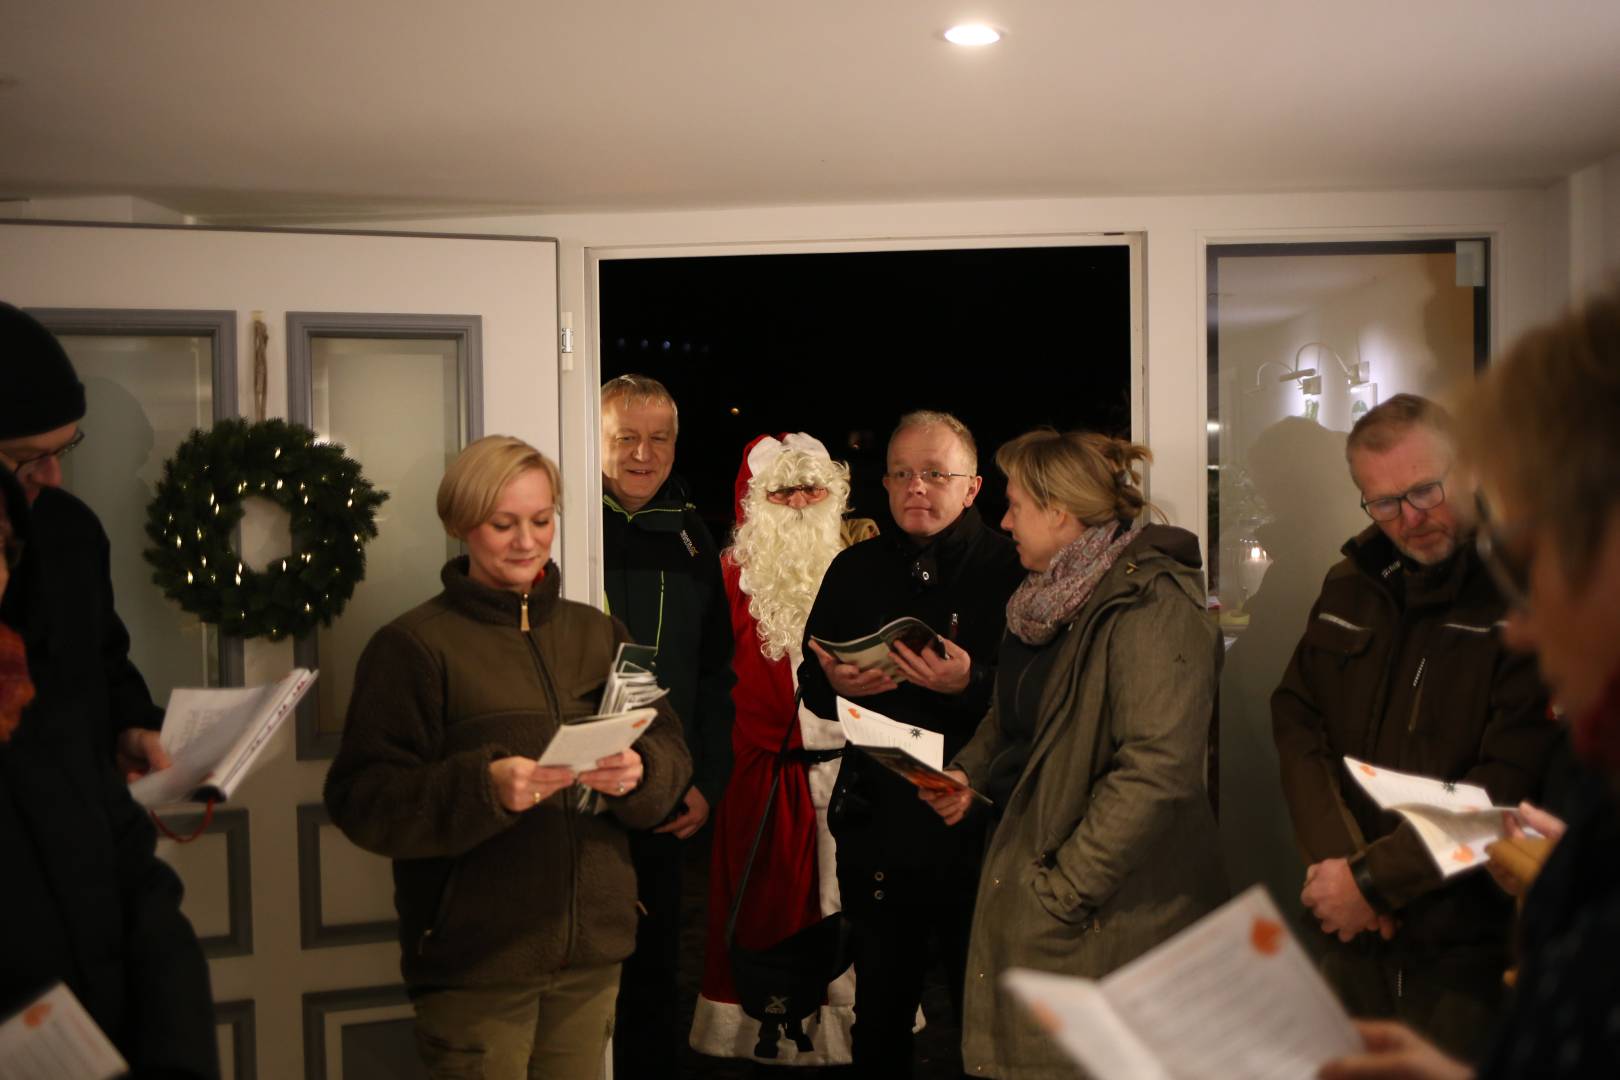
[0,221,559,1080]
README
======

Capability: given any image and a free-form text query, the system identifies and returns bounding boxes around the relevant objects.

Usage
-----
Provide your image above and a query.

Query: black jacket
[0,486,163,764]
[1273,526,1557,951]
[799,508,1024,896]
[602,478,735,808]
[0,472,217,1078]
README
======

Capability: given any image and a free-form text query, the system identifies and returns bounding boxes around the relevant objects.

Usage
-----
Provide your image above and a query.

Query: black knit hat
[0,301,86,440]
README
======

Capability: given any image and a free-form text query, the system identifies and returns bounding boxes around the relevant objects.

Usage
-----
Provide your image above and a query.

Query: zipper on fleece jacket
[520,610,580,966]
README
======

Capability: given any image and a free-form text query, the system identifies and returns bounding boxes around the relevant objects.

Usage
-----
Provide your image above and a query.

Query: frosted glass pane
[1208,247,1483,935]
[310,337,462,735]
[58,334,220,703]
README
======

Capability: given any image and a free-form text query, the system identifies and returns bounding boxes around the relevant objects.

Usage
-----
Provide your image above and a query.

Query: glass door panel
[1206,240,1488,929]
[57,329,228,701]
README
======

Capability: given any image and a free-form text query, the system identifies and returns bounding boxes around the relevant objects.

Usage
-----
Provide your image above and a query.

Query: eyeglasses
[884,469,973,487]
[2,429,86,479]
[1474,492,1532,609]
[765,485,827,504]
[1360,478,1446,522]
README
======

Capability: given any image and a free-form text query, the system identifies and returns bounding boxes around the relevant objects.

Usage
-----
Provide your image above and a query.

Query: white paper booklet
[1343,756,1517,876]
[835,696,945,770]
[600,643,669,714]
[129,668,317,809]
[1003,886,1359,1080]
[537,706,659,772]
[0,983,128,1080]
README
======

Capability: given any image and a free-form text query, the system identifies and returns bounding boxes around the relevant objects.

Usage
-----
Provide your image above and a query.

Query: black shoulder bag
[725,697,854,1059]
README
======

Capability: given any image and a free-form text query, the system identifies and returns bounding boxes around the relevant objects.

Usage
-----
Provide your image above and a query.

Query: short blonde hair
[1346,393,1455,462]
[995,428,1151,527]
[437,436,562,538]
[890,410,978,473]
[1463,282,1620,582]
[601,373,679,435]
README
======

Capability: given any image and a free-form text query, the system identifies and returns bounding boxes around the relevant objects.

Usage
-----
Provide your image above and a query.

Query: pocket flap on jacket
[1304,612,1375,656]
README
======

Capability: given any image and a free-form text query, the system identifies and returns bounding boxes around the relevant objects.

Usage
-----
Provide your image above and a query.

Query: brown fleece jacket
[324,558,692,989]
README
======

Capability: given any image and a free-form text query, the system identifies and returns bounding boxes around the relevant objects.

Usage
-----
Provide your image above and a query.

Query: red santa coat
[689,437,854,1064]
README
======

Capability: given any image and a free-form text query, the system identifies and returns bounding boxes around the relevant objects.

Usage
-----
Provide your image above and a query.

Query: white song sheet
[536,708,659,772]
[1003,886,1360,1080]
[0,984,127,1080]
[835,696,944,770]
[1343,757,1519,875]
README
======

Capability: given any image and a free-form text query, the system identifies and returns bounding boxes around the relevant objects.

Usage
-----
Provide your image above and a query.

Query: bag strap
[725,691,803,949]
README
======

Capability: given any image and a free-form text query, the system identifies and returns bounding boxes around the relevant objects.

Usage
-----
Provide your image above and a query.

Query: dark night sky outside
[600,245,1132,541]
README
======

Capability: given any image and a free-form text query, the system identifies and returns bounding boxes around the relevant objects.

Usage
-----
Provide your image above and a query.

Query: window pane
[309,336,463,735]
[1207,243,1486,929]
[59,333,220,702]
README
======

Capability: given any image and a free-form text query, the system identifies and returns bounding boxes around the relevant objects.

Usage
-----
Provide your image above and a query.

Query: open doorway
[595,240,1136,1079]
[598,242,1135,540]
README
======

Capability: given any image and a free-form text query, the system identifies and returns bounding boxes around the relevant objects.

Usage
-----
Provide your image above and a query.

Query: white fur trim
[746,432,832,481]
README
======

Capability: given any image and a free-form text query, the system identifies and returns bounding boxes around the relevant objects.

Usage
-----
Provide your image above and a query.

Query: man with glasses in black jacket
[1272,393,1558,1060]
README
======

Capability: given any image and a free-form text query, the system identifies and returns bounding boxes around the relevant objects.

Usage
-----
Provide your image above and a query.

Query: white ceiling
[3,1,1620,222]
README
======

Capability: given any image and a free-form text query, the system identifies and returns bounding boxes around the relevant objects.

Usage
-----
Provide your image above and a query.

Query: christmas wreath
[144,418,389,641]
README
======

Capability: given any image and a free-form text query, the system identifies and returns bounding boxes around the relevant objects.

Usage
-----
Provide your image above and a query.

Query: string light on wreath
[144,418,389,641]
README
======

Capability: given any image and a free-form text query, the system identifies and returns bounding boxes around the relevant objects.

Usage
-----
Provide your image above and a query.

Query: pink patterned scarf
[1006,519,1142,645]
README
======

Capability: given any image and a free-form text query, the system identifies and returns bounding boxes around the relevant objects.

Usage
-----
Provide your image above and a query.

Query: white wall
[314,186,1560,590]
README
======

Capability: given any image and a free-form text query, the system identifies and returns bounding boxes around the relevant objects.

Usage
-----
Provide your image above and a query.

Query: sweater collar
[440,556,561,627]
[602,475,693,531]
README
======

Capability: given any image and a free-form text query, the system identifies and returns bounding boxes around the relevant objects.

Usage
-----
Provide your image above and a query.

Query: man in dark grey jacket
[1272,394,1557,1059]
[599,374,734,1079]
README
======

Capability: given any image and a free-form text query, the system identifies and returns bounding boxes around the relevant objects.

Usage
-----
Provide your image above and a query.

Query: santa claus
[690,433,859,1066]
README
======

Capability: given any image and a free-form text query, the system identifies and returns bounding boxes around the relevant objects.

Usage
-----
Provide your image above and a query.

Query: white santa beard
[733,495,845,661]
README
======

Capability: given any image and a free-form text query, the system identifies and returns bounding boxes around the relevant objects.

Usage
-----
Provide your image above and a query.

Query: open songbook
[811,616,943,681]
[1003,886,1360,1080]
[533,645,668,773]
[835,697,990,805]
[1343,756,1523,875]
[128,668,316,808]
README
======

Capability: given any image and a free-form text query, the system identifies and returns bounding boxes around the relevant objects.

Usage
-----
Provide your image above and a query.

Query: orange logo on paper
[1250,917,1284,956]
[632,719,649,729]
[1452,845,1475,863]
[23,1002,52,1028]
[1359,764,1377,777]
[1027,1002,1062,1035]
[847,707,861,719]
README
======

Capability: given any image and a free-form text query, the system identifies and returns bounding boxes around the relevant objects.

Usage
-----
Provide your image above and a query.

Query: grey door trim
[296,802,398,949]
[300,984,412,1080]
[284,311,483,760]
[29,306,245,687]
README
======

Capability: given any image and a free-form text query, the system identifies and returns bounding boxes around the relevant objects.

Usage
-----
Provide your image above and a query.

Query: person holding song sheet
[800,410,1023,1077]
[1321,285,1620,1079]
[1,465,219,1078]
[325,436,691,1080]
[924,428,1227,1079]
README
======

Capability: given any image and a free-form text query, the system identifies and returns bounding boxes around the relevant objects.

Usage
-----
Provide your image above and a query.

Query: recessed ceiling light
[944,23,1001,46]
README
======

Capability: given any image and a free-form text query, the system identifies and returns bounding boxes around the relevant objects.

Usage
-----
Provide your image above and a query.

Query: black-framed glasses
[1360,477,1446,522]
[2,429,86,479]
[884,468,972,487]
[1475,492,1532,609]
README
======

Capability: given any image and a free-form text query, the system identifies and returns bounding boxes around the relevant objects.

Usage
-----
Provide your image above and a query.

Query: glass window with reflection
[1205,240,1489,937]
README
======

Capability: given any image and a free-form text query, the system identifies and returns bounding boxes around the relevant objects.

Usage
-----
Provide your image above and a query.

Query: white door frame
[570,231,1144,609]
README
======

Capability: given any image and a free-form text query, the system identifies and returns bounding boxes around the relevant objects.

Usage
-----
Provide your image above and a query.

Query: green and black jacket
[602,477,735,808]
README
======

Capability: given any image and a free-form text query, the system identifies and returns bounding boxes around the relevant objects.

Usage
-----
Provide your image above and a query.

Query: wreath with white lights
[144,418,389,641]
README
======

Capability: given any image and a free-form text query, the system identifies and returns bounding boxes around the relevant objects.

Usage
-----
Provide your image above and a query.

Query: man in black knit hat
[1,301,217,1075]
[0,300,170,776]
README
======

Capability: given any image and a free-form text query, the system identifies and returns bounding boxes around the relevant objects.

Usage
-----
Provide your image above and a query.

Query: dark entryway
[599,243,1133,1079]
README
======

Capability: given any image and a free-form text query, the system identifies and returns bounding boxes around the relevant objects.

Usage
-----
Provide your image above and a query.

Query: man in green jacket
[600,374,735,1079]
[1272,393,1557,1060]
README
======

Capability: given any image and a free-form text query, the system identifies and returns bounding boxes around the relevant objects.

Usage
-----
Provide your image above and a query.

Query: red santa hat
[732,432,833,522]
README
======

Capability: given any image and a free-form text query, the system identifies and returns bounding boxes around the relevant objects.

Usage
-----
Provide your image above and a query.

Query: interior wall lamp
[1248,341,1370,395]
